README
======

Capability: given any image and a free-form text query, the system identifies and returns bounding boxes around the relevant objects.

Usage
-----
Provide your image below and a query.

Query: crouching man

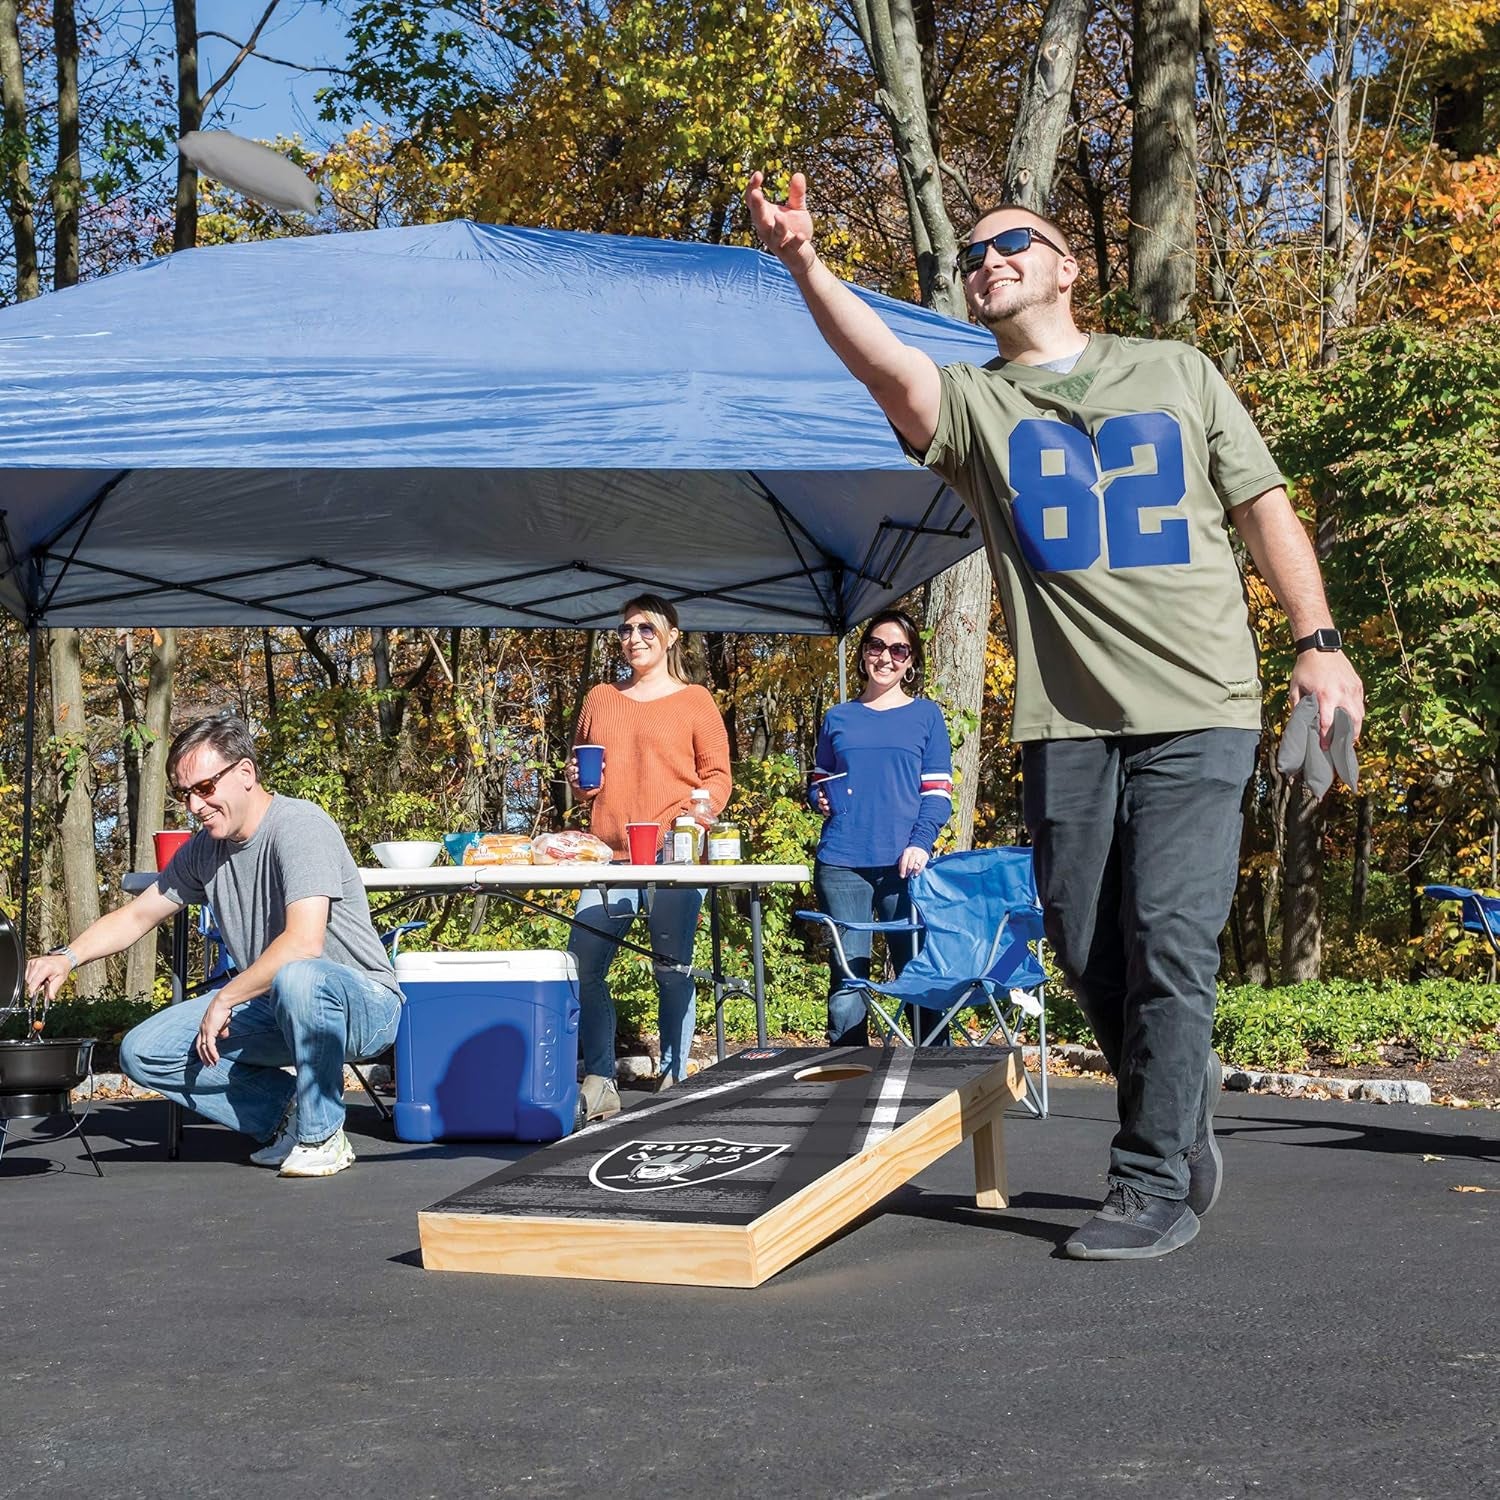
[24,714,402,1178]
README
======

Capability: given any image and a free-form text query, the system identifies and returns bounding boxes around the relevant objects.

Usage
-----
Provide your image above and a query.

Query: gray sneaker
[578,1073,622,1123]
[1186,1050,1224,1217]
[249,1099,298,1168]
[1065,1184,1200,1260]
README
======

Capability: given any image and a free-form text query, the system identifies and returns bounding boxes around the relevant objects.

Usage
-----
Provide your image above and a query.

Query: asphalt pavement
[1,1075,1496,1500]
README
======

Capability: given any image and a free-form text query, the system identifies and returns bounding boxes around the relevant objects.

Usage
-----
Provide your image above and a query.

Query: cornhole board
[418,1045,1027,1288]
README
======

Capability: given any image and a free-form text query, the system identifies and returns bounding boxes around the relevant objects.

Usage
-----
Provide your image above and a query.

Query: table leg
[973,1110,1008,1209]
[167,906,188,1161]
[710,887,725,1062]
[750,883,768,1048]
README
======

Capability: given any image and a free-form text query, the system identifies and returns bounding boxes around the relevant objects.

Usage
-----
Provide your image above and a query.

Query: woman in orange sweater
[565,594,732,1120]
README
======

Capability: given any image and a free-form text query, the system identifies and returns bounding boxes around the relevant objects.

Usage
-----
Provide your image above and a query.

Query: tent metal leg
[17,625,39,959]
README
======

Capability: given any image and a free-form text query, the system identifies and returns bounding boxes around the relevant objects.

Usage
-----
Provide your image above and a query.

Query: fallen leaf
[1422,1154,1445,1162]
[1450,1185,1487,1193]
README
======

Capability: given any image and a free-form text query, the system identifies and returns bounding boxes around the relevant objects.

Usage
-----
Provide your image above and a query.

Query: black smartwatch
[1294,627,1343,653]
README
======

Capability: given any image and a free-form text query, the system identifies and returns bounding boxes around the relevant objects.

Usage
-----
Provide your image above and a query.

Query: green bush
[1215,979,1500,1070]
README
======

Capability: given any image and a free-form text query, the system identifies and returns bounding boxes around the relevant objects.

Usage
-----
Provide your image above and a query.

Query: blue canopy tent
[0,219,994,948]
[0,219,991,632]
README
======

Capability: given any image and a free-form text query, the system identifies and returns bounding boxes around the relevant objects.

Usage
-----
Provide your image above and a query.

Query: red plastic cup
[625,822,660,865]
[154,829,192,870]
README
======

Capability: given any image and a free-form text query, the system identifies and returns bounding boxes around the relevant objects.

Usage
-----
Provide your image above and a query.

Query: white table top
[358,862,809,890]
[127,863,809,895]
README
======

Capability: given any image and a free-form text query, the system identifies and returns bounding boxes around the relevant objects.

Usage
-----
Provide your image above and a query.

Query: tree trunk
[50,628,106,998]
[1279,789,1322,982]
[1319,0,1362,364]
[1128,0,1198,332]
[1279,0,1362,978]
[127,629,176,1002]
[1198,1,1239,375]
[1350,791,1372,931]
[925,551,990,848]
[261,627,277,719]
[173,0,200,251]
[52,0,80,290]
[1003,0,1094,209]
[114,631,142,858]
[0,0,40,301]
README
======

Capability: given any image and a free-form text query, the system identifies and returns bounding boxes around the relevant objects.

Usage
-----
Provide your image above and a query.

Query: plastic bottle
[707,812,742,865]
[672,788,713,863]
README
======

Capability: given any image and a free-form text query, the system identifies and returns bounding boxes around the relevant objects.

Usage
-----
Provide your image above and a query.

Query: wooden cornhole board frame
[418,1045,1027,1288]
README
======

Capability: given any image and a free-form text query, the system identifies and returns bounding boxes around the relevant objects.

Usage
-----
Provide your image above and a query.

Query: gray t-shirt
[158,794,399,996]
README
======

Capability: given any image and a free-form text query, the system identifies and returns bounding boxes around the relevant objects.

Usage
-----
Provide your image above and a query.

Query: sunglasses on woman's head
[957,225,1068,277]
[864,637,912,663]
[616,622,657,642]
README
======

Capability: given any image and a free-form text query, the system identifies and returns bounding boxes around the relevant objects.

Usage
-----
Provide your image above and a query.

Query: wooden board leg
[972,1112,1008,1209]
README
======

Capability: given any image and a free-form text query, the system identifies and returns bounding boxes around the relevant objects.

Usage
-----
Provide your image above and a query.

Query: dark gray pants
[1021,729,1258,1198]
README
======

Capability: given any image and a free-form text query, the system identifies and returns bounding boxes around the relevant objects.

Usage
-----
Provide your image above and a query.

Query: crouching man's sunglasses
[958,225,1069,277]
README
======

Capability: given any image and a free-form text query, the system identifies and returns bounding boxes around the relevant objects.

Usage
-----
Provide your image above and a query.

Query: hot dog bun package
[463,833,535,866]
[531,830,614,865]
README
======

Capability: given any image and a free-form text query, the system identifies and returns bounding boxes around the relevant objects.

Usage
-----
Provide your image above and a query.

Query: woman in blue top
[811,608,954,1046]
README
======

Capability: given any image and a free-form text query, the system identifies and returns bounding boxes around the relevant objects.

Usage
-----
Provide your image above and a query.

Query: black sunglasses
[958,225,1068,277]
[616,622,658,643]
[864,636,913,663]
[170,758,246,805]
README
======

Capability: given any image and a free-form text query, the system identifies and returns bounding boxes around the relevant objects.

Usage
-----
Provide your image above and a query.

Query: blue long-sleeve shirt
[813,697,954,868]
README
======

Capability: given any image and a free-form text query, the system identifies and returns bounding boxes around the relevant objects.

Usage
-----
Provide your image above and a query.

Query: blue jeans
[1022,729,1258,1199]
[813,862,947,1046]
[119,958,403,1144]
[567,881,704,1080]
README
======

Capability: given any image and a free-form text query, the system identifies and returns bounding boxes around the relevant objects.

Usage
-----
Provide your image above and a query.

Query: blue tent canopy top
[0,220,992,634]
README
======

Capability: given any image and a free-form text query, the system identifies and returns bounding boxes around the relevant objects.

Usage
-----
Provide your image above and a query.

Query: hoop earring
[902,665,916,684]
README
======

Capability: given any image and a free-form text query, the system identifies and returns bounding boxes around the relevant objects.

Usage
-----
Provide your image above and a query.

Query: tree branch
[201,0,283,107]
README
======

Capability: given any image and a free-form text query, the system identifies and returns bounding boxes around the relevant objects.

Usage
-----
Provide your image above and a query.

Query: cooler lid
[394,949,578,983]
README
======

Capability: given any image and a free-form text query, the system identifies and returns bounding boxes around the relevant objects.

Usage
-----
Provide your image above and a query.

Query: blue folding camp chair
[798,846,1049,1116]
[1423,885,1500,975]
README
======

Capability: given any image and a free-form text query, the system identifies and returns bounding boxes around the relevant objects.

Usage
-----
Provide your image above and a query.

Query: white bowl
[371,840,442,870]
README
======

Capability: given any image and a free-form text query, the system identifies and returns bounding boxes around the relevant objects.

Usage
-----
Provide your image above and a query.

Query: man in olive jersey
[747,171,1364,1260]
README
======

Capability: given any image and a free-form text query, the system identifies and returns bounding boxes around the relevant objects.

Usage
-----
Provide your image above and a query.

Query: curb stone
[1024,1043,1433,1106]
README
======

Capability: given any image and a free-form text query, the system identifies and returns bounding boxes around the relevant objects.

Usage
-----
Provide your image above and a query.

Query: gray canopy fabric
[0,220,994,634]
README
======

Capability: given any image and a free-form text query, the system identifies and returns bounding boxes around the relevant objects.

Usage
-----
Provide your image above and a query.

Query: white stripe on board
[857,1048,915,1154]
[570,1047,848,1141]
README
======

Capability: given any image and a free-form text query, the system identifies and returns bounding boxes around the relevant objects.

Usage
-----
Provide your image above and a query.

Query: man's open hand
[746,170,816,274]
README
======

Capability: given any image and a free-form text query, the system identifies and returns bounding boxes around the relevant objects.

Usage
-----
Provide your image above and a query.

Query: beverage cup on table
[574,744,605,790]
[626,822,661,865]
[807,771,847,812]
[154,829,192,869]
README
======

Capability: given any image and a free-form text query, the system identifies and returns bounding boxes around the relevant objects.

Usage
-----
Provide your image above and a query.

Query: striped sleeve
[908,701,954,854]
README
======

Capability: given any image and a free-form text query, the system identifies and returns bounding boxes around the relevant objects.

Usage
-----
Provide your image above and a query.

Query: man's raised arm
[745,171,943,455]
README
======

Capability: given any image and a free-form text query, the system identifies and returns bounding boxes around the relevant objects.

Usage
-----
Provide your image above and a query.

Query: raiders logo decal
[589,1138,790,1193]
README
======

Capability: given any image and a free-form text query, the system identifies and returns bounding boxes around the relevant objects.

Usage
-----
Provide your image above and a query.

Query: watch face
[1299,628,1342,652]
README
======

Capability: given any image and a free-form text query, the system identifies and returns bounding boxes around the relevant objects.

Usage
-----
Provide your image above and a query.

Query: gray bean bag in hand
[1275,691,1359,801]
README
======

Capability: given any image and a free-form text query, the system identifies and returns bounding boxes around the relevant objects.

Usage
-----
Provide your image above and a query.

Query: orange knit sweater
[574,682,733,859]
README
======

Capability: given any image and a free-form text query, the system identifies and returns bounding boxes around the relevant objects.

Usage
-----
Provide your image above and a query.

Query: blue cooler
[393,951,580,1143]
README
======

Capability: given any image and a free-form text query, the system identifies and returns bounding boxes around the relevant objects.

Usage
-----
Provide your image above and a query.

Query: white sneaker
[249,1100,298,1168]
[278,1130,356,1178]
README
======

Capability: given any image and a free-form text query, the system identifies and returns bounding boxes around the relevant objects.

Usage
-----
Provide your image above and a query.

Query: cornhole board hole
[418,1045,1026,1288]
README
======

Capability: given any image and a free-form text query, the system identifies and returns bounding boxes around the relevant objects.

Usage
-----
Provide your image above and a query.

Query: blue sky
[194,0,374,145]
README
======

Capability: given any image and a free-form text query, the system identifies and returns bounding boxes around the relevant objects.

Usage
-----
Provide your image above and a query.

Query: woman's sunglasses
[864,637,913,663]
[616,622,658,642]
[957,225,1068,277]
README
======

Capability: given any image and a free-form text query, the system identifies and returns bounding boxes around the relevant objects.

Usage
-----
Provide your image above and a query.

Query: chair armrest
[1423,884,1477,902]
[794,911,922,934]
